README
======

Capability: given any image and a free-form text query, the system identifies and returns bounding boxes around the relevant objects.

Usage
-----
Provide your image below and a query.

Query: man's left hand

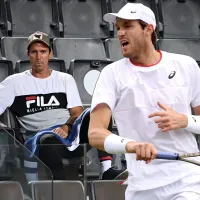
[52,125,69,139]
[148,102,188,132]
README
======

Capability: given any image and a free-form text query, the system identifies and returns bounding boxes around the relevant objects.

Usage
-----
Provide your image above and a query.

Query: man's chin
[33,66,44,72]
[122,52,132,58]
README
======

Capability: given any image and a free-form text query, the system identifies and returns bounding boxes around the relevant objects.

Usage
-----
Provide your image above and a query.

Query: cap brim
[27,39,50,50]
[104,13,140,23]
[103,13,119,23]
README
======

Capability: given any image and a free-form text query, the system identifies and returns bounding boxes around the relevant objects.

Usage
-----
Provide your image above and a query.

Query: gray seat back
[30,180,84,200]
[105,38,122,61]
[157,39,200,61]
[92,180,127,200]
[0,181,24,200]
[53,38,107,69]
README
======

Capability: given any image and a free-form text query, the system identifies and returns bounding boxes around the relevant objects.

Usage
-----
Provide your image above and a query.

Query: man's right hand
[125,141,157,164]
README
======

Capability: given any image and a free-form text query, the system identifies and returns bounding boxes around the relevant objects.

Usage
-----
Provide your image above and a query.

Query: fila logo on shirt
[26,95,60,113]
[168,71,176,79]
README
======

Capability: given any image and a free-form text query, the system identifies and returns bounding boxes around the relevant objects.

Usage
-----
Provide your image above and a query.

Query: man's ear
[49,49,53,59]
[27,50,29,57]
[146,24,154,35]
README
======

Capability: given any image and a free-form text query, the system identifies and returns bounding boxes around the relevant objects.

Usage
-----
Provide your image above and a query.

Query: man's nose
[36,53,41,59]
[118,29,125,37]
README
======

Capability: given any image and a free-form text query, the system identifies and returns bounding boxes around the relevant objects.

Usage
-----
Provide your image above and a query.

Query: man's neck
[31,69,51,78]
[130,47,161,67]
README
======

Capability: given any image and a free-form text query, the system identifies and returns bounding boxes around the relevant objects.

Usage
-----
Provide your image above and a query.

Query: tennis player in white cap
[89,3,200,200]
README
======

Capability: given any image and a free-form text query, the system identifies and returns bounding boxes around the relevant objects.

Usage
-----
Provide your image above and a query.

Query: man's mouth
[121,41,129,48]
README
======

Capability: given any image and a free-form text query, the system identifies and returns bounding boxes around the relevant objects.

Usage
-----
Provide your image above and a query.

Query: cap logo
[34,33,42,39]
[130,11,136,14]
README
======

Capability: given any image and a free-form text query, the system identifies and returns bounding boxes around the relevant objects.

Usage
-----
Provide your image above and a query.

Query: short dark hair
[27,41,51,55]
[138,20,157,46]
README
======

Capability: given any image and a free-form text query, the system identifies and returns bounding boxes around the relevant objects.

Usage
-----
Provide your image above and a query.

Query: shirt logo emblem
[168,71,176,79]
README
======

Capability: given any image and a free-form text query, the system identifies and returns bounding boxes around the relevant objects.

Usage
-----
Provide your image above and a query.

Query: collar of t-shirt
[129,50,164,72]
[26,69,56,80]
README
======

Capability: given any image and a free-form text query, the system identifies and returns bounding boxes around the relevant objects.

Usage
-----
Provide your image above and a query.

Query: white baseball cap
[103,3,156,30]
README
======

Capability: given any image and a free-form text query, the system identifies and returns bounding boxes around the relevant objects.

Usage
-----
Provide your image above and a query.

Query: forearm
[89,104,134,154]
[65,116,78,126]
[65,106,83,129]
[88,127,134,154]
[88,127,111,150]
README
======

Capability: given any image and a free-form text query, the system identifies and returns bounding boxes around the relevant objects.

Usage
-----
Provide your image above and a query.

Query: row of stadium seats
[1,37,110,67]
[0,0,200,38]
[1,37,200,69]
[0,180,127,200]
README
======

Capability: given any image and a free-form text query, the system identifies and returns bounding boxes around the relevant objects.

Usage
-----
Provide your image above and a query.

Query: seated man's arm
[54,106,83,138]
[193,105,200,115]
[66,106,83,126]
[53,74,83,138]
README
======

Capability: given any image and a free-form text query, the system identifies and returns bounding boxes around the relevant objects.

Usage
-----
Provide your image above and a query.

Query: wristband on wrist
[185,114,200,134]
[104,134,135,154]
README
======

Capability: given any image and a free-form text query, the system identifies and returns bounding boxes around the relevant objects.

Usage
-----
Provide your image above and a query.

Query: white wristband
[104,134,135,154]
[185,114,200,134]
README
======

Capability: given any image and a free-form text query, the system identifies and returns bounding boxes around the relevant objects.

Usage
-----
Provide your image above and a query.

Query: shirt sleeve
[66,75,83,108]
[190,59,200,108]
[0,76,15,114]
[91,66,117,112]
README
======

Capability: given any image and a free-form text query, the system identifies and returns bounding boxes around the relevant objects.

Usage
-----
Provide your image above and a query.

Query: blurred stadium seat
[111,0,128,12]
[0,181,24,200]
[158,0,200,38]
[15,59,67,73]
[53,38,107,69]
[105,38,122,61]
[1,37,28,67]
[0,60,14,80]
[4,0,60,37]
[0,62,16,181]
[92,180,127,200]
[0,60,14,127]
[157,39,200,61]
[30,180,84,200]
[68,59,112,105]
[0,1,9,37]
[58,0,110,38]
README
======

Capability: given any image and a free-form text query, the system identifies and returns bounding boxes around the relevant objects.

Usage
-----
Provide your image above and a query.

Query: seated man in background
[0,31,126,180]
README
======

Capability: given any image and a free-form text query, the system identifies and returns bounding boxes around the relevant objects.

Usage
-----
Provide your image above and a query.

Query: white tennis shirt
[91,51,200,191]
